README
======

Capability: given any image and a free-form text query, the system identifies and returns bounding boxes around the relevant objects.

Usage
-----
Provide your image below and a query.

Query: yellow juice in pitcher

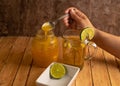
[31,30,59,67]
[63,36,85,68]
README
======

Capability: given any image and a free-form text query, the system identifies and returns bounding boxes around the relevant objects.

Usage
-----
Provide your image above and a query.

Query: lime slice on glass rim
[50,63,66,79]
[80,27,95,42]
[41,22,53,32]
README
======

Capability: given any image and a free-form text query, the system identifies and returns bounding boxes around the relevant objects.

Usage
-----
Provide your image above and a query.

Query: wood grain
[0,37,16,71]
[0,37,120,86]
[12,38,32,86]
[0,37,29,86]
[91,48,111,86]
[104,51,120,86]
[76,60,92,86]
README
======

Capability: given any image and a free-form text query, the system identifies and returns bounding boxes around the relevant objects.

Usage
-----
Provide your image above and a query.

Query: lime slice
[80,27,94,42]
[42,22,53,32]
[50,63,66,79]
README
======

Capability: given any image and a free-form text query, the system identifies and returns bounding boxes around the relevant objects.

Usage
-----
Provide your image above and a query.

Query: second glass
[62,29,85,69]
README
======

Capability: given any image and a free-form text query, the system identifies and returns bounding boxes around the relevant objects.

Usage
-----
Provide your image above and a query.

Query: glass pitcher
[62,29,97,69]
[31,29,59,67]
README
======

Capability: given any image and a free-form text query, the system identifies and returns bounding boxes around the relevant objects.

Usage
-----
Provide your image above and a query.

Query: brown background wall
[0,0,120,36]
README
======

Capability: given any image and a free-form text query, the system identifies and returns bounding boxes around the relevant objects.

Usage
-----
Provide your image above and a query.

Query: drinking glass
[62,29,97,69]
[62,29,85,69]
[31,29,59,67]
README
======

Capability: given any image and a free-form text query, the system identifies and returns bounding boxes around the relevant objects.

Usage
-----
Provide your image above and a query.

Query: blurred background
[0,0,120,36]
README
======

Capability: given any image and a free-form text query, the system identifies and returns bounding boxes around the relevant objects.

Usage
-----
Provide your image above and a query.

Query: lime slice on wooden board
[42,22,53,32]
[50,63,66,79]
[80,27,94,42]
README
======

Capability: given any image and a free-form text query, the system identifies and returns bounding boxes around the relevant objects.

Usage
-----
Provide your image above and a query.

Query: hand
[63,7,95,30]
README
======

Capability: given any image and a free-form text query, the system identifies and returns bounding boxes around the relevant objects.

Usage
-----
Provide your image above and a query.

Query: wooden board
[104,51,120,86]
[12,38,32,86]
[0,37,120,86]
[0,37,29,86]
[91,48,111,86]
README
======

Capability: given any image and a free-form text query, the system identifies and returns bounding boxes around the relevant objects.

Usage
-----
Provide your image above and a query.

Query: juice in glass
[31,30,59,67]
[63,36,85,69]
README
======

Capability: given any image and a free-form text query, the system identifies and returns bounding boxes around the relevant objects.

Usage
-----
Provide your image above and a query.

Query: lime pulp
[50,63,66,79]
[80,27,94,42]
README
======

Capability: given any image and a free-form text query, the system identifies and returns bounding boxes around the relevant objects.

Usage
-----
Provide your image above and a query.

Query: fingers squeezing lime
[50,63,66,79]
[80,27,95,42]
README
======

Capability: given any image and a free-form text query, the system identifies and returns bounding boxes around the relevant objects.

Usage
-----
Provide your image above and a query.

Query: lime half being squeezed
[80,27,95,42]
[50,63,66,79]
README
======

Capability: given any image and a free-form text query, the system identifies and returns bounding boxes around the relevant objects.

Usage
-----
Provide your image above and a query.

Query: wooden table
[0,37,120,86]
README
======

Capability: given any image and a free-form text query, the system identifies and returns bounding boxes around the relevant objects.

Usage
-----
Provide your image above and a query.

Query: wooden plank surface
[75,60,92,86]
[0,37,29,86]
[26,66,45,86]
[12,38,32,86]
[104,51,120,86]
[0,37,120,86]
[91,48,111,86]
[0,37,17,71]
